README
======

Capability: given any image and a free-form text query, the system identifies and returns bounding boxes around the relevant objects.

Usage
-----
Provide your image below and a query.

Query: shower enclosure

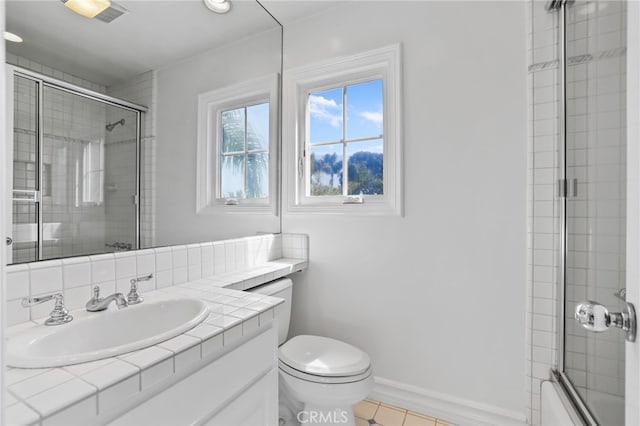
[6,66,145,264]
[550,1,630,424]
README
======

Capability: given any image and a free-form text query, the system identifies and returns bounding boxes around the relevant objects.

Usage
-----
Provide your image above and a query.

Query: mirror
[5,0,283,264]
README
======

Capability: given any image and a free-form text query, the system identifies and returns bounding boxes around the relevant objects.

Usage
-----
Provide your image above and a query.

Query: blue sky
[308,79,383,152]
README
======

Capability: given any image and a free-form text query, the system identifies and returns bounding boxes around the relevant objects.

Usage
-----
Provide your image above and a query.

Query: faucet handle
[127,274,151,305]
[22,293,73,326]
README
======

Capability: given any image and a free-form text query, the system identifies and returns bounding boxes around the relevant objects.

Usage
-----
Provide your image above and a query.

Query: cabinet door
[204,368,278,426]
[110,328,276,425]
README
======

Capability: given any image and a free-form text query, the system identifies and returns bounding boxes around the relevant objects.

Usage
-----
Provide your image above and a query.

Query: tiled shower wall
[527,2,561,424]
[107,71,157,248]
[526,1,627,424]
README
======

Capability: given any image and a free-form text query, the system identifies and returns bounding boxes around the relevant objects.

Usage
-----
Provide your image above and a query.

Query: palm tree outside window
[220,102,269,200]
[307,79,384,197]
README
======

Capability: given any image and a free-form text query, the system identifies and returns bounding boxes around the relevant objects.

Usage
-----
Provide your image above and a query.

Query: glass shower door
[8,68,141,264]
[40,86,139,259]
[10,75,41,264]
[563,1,627,424]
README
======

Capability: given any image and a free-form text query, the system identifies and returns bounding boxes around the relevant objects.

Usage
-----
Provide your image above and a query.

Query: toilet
[249,278,373,426]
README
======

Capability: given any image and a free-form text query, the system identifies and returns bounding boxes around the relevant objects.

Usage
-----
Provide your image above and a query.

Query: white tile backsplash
[6,264,29,301]
[154,247,172,272]
[5,233,307,328]
[29,260,63,296]
[171,246,188,269]
[90,254,116,284]
[187,244,202,266]
[114,252,137,279]
[136,250,156,275]
[62,257,92,289]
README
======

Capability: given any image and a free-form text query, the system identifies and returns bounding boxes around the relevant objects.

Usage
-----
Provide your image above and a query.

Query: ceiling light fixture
[203,0,231,14]
[4,31,23,43]
[62,0,111,19]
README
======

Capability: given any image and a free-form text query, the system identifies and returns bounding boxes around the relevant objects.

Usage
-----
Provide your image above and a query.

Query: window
[196,75,279,214]
[76,140,104,206]
[220,103,269,200]
[285,45,402,215]
[308,80,384,197]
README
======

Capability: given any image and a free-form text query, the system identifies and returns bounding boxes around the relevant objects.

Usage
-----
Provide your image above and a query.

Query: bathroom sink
[7,298,209,368]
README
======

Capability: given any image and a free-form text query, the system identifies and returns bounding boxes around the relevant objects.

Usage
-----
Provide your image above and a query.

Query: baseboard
[370,377,527,426]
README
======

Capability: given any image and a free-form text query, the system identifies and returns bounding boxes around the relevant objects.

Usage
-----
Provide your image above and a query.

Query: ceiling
[5,0,341,87]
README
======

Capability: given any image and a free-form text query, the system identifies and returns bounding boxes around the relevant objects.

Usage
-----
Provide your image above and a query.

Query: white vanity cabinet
[109,327,278,426]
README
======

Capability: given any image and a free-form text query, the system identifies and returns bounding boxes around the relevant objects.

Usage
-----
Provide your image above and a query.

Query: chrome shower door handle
[575,301,637,342]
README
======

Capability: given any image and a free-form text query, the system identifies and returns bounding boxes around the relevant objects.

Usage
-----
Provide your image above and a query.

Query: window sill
[287,197,401,216]
[197,203,277,215]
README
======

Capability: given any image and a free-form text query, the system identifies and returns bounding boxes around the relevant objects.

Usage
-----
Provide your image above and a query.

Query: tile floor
[354,399,452,426]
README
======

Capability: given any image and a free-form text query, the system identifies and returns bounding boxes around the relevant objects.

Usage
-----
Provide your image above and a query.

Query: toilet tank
[248,278,292,345]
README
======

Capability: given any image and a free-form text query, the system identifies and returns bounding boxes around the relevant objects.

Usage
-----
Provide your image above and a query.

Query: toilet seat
[279,360,372,384]
[278,335,371,384]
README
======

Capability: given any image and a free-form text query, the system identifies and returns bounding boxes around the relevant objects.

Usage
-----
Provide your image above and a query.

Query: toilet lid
[279,335,371,377]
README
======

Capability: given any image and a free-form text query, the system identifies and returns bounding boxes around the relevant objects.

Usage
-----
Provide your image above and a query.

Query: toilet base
[279,376,362,426]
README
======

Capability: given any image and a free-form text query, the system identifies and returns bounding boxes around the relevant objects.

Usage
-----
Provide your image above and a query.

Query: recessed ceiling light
[4,31,23,43]
[62,0,111,19]
[203,0,231,14]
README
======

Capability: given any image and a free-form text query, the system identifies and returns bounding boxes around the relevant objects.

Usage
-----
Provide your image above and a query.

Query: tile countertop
[5,258,307,426]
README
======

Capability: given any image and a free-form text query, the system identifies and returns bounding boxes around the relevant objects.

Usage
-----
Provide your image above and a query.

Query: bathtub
[541,379,625,425]
[541,381,575,425]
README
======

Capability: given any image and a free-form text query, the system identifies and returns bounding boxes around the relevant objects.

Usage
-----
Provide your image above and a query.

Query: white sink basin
[7,298,209,368]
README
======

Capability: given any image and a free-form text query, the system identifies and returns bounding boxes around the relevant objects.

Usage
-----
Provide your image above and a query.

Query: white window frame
[284,44,402,216]
[196,74,279,215]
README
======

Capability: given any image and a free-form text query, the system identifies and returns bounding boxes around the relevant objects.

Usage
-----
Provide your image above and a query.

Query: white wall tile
[91,254,115,284]
[154,247,172,272]
[30,260,63,296]
[187,244,202,266]
[62,257,91,289]
[6,264,29,301]
[136,250,156,275]
[114,252,136,279]
[171,246,187,268]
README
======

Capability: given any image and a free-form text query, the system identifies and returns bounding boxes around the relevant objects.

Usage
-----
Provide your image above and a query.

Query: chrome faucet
[86,286,128,312]
[22,293,73,326]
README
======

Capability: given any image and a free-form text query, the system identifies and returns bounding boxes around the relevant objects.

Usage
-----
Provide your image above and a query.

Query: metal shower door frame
[547,1,600,425]
[7,65,147,261]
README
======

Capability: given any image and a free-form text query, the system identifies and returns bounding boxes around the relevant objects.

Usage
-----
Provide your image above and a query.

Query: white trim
[196,74,279,215]
[5,65,14,264]
[370,377,526,426]
[283,44,403,216]
[626,1,640,424]
[1,5,7,420]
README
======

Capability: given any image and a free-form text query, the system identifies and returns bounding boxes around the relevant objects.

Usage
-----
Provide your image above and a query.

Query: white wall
[282,1,528,416]
[155,28,281,246]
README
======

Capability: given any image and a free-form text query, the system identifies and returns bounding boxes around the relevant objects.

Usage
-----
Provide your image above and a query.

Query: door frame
[5,66,15,265]
[626,1,640,424]
[0,1,7,423]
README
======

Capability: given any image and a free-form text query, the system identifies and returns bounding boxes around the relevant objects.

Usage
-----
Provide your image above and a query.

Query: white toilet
[249,278,373,426]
